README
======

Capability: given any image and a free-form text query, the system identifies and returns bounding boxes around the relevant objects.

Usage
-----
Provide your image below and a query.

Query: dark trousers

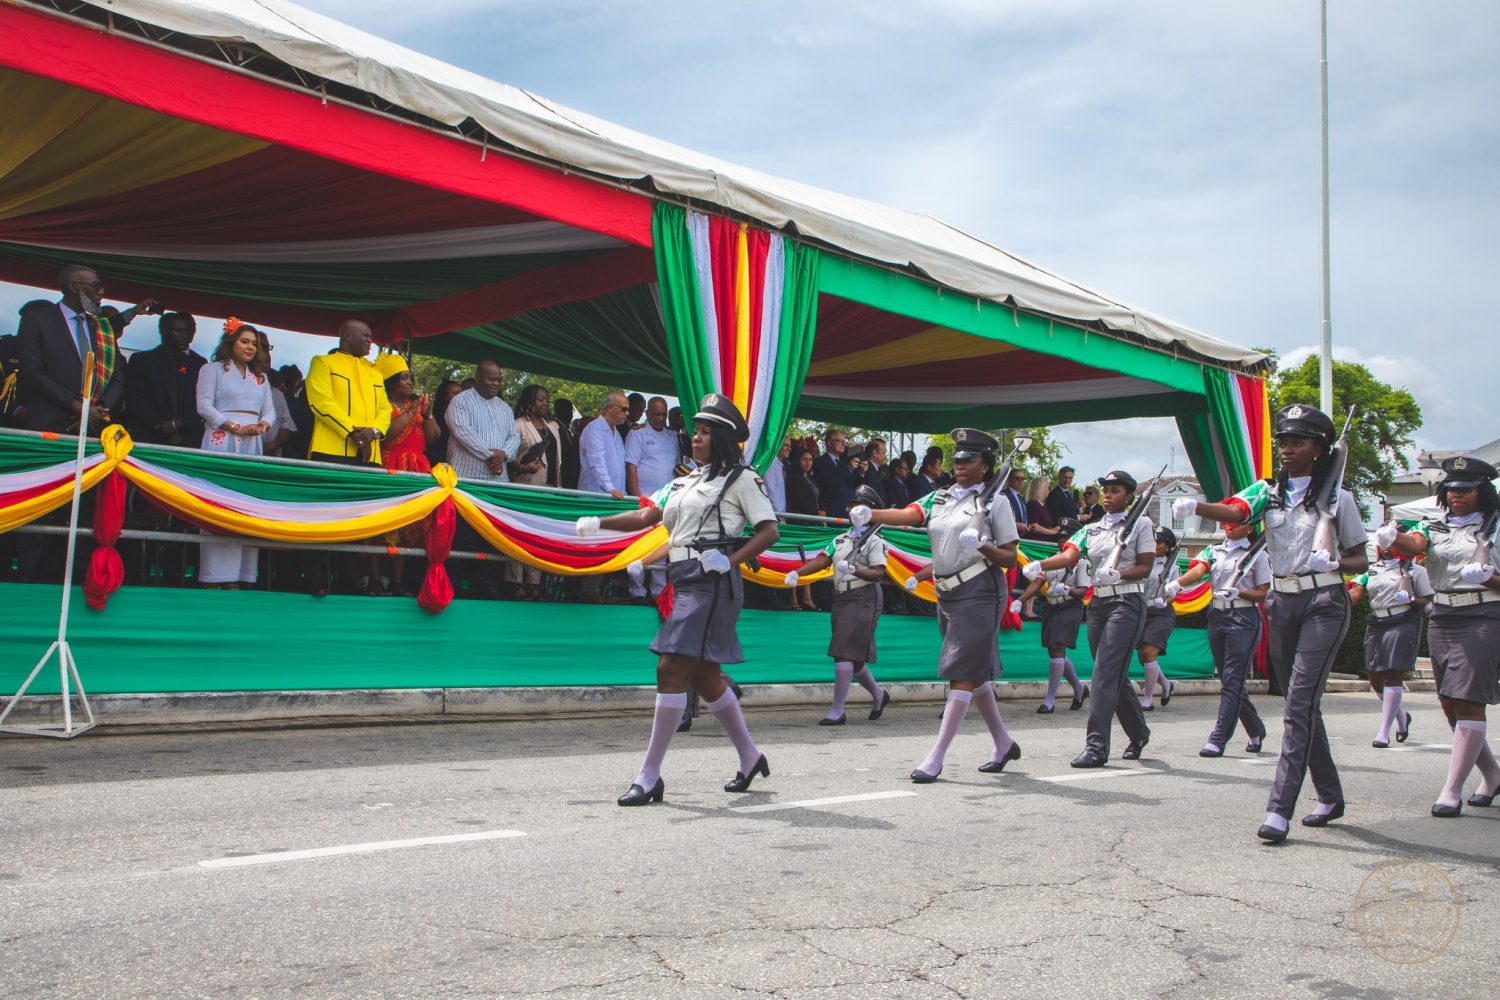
[1084,594,1151,757]
[303,452,378,593]
[1207,607,1267,747]
[1265,586,1350,819]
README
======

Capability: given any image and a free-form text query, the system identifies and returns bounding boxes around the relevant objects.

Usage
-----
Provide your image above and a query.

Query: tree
[927,427,1064,477]
[407,354,624,422]
[1268,354,1421,518]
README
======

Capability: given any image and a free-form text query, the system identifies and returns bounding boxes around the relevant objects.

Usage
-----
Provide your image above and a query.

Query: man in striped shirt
[446,360,523,482]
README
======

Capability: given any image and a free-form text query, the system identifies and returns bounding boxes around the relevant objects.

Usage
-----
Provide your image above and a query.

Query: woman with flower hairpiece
[194,318,275,589]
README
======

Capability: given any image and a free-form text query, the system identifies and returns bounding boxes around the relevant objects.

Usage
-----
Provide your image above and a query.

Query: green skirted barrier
[0,584,1213,696]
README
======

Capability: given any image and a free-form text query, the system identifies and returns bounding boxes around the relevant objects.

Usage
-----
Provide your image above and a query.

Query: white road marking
[1038,769,1160,784]
[727,790,918,814]
[1239,758,1276,766]
[200,830,526,869]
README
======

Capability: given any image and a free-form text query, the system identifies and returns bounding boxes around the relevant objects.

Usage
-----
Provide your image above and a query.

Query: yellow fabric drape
[0,68,264,222]
[808,326,1017,379]
[731,224,752,416]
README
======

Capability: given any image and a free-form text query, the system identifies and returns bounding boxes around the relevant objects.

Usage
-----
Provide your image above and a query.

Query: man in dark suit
[813,427,856,518]
[125,312,206,446]
[278,364,313,460]
[17,264,125,433]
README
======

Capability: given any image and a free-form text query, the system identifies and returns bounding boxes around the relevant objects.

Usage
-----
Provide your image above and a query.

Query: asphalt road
[2,689,1495,998]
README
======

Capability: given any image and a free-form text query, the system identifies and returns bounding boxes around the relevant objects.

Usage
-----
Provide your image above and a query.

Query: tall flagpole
[1318,0,1334,412]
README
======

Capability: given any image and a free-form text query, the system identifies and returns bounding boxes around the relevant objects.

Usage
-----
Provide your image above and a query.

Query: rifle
[1473,510,1500,568]
[968,432,1034,536]
[1311,404,1359,560]
[1225,534,1270,591]
[1103,464,1170,574]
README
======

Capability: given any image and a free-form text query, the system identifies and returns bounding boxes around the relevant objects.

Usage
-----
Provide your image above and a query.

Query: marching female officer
[577,394,779,806]
[1164,518,1271,758]
[1014,516,1090,714]
[851,429,1021,783]
[1347,547,1432,748]
[1023,471,1154,768]
[1137,527,1179,711]
[1181,404,1368,842]
[1381,455,1500,816]
[785,484,891,726]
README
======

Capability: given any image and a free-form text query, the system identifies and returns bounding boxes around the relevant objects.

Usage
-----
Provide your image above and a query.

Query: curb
[0,675,1406,733]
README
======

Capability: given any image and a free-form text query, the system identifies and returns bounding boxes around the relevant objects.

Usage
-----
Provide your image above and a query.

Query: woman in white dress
[195,319,275,589]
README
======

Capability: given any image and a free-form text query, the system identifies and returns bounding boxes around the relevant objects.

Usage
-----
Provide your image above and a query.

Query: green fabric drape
[747,239,820,470]
[1201,367,1254,494]
[651,202,716,434]
[1175,410,1227,501]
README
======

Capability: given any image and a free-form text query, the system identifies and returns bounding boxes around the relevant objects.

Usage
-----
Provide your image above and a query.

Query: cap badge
[1286,405,1305,419]
[1454,457,1468,470]
[703,393,718,408]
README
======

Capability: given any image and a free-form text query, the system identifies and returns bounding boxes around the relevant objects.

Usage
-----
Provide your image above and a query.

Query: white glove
[849,504,872,528]
[1021,561,1042,582]
[1009,599,1022,615]
[836,559,853,574]
[1093,565,1122,587]
[626,559,645,584]
[903,576,919,592]
[1394,589,1412,604]
[1162,579,1181,600]
[1461,562,1496,585]
[959,527,983,550]
[1215,587,1238,601]
[1375,522,1399,549]
[575,515,600,537]
[1308,550,1339,574]
[1151,597,1166,609]
[784,570,799,589]
[699,549,732,575]
[1173,497,1198,520]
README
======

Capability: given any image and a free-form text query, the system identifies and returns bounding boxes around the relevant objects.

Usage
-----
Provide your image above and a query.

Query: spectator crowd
[0,263,1102,611]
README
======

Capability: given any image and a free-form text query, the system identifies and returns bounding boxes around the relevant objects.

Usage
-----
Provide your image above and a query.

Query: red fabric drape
[656,582,675,621]
[83,471,126,610]
[417,498,456,613]
[1000,564,1022,631]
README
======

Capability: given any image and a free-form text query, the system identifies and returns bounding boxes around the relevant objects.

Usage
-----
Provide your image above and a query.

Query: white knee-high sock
[972,683,1016,761]
[707,689,762,775]
[1064,658,1083,697]
[917,690,972,775]
[852,664,883,703]
[1476,739,1500,794]
[1044,658,1066,708]
[1376,686,1403,743]
[1141,661,1161,707]
[1438,721,1487,807]
[829,661,855,718]
[635,692,688,789]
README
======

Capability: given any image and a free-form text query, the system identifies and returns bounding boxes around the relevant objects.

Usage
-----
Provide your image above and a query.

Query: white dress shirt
[577,415,626,494]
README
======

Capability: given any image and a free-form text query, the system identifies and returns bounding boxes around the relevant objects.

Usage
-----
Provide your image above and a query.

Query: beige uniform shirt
[660,466,776,549]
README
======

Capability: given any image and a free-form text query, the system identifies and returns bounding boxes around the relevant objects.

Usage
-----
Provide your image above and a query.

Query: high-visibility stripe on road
[727,790,918,814]
[200,829,526,868]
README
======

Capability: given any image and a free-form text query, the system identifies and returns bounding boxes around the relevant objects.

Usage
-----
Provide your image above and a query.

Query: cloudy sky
[7,0,1495,484]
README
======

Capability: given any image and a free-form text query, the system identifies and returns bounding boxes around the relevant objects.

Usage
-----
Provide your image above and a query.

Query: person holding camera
[577,394,779,806]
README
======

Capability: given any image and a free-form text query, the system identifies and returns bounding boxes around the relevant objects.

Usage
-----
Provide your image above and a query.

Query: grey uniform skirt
[1140,605,1177,652]
[828,582,881,663]
[1040,599,1084,649]
[650,559,745,664]
[1363,610,1422,674]
[935,564,1003,683]
[1429,601,1500,705]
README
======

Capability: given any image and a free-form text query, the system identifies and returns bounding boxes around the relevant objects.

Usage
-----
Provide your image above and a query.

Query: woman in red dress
[376,353,438,595]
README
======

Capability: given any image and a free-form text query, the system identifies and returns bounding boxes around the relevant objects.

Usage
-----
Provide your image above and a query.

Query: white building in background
[1152,475,1217,553]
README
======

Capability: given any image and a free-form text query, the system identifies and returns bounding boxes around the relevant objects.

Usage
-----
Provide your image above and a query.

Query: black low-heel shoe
[1301,802,1345,827]
[910,767,941,783]
[1036,703,1055,714]
[818,714,846,727]
[1396,711,1412,743]
[1161,681,1174,707]
[1070,685,1089,711]
[677,715,692,733]
[1199,745,1224,758]
[1122,737,1149,761]
[979,742,1022,773]
[618,777,665,806]
[1070,752,1106,769]
[1431,800,1462,818]
[868,690,891,720]
[1467,786,1499,807]
[1371,738,1389,749]
[1245,739,1263,754]
[1256,823,1288,844]
[725,754,770,792]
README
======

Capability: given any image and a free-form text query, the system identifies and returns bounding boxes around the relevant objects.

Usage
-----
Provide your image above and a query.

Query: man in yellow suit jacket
[305,319,390,465]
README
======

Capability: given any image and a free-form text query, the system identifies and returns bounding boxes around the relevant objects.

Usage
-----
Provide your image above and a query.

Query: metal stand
[0,354,99,738]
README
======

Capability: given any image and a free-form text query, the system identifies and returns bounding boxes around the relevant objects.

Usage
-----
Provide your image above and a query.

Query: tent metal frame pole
[1318,0,1334,413]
